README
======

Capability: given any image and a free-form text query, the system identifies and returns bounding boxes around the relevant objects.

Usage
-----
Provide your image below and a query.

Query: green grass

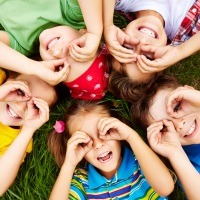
[2,12,200,200]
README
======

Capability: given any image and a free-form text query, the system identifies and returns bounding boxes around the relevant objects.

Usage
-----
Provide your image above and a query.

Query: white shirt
[115,0,195,41]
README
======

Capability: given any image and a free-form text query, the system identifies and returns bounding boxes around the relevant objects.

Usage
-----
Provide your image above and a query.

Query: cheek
[84,151,95,163]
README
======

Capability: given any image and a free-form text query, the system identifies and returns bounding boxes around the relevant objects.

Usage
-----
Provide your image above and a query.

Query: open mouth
[47,37,60,50]
[97,151,112,163]
[7,105,21,119]
[139,27,157,38]
[185,120,196,137]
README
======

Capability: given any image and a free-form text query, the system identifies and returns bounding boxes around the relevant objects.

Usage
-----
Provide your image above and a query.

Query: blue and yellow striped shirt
[69,146,168,200]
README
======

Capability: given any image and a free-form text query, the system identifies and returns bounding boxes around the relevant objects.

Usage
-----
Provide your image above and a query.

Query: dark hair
[48,99,125,167]
[130,73,181,130]
[108,67,162,102]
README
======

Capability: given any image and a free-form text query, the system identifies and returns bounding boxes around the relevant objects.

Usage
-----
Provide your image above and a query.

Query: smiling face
[113,15,167,83]
[0,74,56,127]
[39,26,84,60]
[147,88,200,145]
[68,108,122,179]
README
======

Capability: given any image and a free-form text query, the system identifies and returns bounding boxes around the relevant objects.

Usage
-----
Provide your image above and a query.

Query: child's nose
[94,138,104,149]
[134,38,149,54]
[53,47,63,58]
[140,37,150,45]
[173,117,186,132]
[14,101,27,113]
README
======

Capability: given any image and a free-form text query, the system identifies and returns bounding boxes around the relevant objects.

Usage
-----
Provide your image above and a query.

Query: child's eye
[173,102,181,112]
[143,54,154,61]
[122,45,132,50]
[33,104,39,110]
[17,89,25,96]
[161,125,167,133]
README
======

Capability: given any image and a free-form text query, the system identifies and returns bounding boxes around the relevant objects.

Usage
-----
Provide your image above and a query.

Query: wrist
[20,126,35,136]
[168,147,186,162]
[62,160,77,171]
[21,124,37,134]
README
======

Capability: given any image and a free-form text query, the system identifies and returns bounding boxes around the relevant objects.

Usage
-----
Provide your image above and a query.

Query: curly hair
[108,67,162,102]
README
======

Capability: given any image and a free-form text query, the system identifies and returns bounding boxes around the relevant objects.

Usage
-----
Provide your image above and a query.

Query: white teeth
[186,122,195,135]
[98,151,109,158]
[48,37,59,49]
[140,28,156,38]
[8,106,19,118]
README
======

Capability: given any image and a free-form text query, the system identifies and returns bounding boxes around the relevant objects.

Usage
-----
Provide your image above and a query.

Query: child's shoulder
[73,167,88,180]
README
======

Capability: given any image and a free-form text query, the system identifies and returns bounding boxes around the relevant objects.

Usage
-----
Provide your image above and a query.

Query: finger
[32,98,49,121]
[69,45,94,62]
[183,85,194,90]
[137,57,153,73]
[7,81,31,98]
[166,89,183,114]
[147,125,163,141]
[55,61,70,83]
[109,43,135,56]
[124,35,140,46]
[147,128,160,143]
[52,58,66,68]
[98,117,116,135]
[83,140,93,153]
[141,45,157,54]
[69,131,90,142]
[68,136,91,147]
[147,121,163,132]
[139,55,157,68]
[162,120,176,133]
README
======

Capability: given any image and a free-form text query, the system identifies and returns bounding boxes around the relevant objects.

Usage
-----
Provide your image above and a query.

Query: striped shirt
[171,0,200,46]
[69,146,168,200]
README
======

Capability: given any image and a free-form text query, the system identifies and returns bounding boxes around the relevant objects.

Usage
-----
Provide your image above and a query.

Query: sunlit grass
[2,12,199,200]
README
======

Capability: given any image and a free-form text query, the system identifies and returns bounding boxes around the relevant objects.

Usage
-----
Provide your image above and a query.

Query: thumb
[52,58,66,68]
[141,45,157,53]
[163,120,176,133]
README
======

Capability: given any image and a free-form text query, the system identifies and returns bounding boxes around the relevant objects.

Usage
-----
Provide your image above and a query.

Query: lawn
[2,12,199,200]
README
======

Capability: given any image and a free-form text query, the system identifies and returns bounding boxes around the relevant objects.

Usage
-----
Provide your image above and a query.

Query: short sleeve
[69,177,87,200]
[9,33,31,56]
[0,68,6,85]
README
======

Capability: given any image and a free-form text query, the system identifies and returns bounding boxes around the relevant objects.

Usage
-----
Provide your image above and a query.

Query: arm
[98,117,174,197]
[147,120,200,199]
[0,98,49,195]
[0,41,68,85]
[103,0,139,63]
[68,0,103,62]
[49,132,92,200]
[137,32,200,73]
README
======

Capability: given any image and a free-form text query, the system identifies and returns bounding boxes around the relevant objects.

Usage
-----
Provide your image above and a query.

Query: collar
[88,146,136,189]
[183,143,200,155]
[0,122,21,135]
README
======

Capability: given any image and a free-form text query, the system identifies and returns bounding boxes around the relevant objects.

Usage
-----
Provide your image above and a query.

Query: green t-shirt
[0,0,86,56]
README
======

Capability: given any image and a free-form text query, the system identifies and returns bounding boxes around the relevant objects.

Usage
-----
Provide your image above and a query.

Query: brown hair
[48,99,124,167]
[130,73,181,130]
[107,60,162,102]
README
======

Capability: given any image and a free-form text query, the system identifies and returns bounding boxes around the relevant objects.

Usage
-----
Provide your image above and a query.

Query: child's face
[69,111,122,179]
[39,26,83,61]
[113,15,167,83]
[0,74,56,127]
[147,88,200,145]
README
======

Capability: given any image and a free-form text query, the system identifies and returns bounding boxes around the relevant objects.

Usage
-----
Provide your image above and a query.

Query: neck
[135,10,165,27]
